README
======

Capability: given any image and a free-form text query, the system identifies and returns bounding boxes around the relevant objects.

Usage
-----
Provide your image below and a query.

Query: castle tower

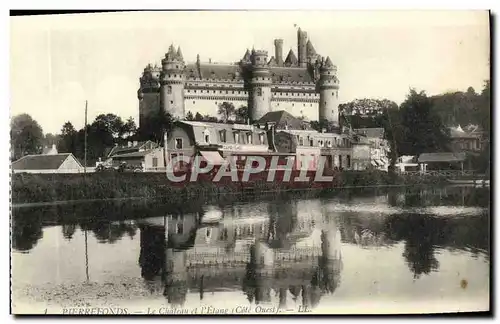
[318,56,340,126]
[249,49,272,121]
[274,39,284,66]
[160,44,186,119]
[297,28,308,68]
[138,63,161,128]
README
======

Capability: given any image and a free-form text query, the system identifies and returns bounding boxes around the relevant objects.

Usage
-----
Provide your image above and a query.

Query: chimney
[274,39,283,66]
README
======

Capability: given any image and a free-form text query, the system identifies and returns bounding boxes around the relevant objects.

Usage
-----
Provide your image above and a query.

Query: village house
[449,125,483,153]
[101,140,163,171]
[12,152,84,174]
[354,128,390,171]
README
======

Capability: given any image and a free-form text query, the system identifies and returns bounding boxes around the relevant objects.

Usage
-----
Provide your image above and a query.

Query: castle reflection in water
[136,200,343,308]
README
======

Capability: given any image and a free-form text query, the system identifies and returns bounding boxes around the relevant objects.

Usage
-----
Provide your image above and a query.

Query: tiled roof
[107,141,158,157]
[269,67,314,83]
[255,110,313,130]
[12,153,78,170]
[418,152,466,163]
[284,49,298,66]
[185,63,243,81]
[449,125,480,138]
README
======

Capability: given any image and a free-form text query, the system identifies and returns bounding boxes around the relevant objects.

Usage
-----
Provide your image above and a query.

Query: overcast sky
[10,11,490,134]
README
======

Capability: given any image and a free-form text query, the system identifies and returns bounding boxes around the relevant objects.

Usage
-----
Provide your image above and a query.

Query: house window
[205,134,210,143]
[259,133,265,144]
[309,138,314,146]
[152,157,158,167]
[246,133,252,144]
[346,155,351,168]
[167,86,172,94]
[299,137,304,146]
[177,223,183,234]
[220,130,226,143]
[175,138,183,149]
[234,132,240,143]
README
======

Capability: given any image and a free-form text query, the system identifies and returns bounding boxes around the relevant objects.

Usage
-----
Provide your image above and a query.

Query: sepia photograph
[9,10,491,315]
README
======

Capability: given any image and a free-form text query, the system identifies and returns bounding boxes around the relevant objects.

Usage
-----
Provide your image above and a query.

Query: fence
[402,170,475,178]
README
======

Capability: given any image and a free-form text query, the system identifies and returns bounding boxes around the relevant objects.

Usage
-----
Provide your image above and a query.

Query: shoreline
[10,171,466,206]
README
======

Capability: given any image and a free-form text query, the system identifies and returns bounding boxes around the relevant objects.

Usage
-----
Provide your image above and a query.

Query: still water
[11,186,490,314]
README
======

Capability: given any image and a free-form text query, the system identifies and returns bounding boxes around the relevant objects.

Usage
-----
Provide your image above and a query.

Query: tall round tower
[138,63,161,128]
[249,50,272,121]
[160,44,185,120]
[318,56,340,126]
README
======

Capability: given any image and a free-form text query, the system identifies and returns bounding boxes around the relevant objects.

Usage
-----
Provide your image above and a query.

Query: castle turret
[249,50,272,121]
[318,56,340,126]
[297,28,308,68]
[160,44,186,119]
[138,63,161,128]
[274,39,284,66]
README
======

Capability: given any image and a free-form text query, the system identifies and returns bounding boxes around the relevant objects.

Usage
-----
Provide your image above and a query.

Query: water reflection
[11,186,490,310]
[136,208,343,309]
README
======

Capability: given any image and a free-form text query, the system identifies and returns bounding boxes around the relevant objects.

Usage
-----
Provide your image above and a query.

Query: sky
[10,10,490,134]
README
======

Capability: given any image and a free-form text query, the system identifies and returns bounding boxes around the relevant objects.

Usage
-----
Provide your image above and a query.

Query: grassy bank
[11,170,447,205]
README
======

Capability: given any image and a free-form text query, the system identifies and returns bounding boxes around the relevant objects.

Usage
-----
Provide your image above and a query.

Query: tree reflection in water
[11,211,43,252]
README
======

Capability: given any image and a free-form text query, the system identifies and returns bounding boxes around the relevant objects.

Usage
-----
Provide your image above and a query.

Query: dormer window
[219,130,226,143]
[204,129,210,144]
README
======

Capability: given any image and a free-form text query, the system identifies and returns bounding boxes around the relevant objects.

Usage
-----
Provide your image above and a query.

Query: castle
[137,28,340,128]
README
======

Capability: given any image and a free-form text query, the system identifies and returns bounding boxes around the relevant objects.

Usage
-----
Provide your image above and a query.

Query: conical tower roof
[267,56,277,66]
[242,49,251,62]
[176,46,183,61]
[306,39,317,56]
[324,56,333,67]
[284,49,298,66]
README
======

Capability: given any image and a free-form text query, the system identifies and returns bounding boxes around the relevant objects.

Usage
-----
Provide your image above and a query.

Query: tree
[57,122,77,154]
[120,117,137,140]
[10,114,44,160]
[186,111,194,121]
[93,113,124,139]
[217,102,236,122]
[137,111,173,146]
[43,133,60,148]
[398,89,450,156]
[235,105,249,123]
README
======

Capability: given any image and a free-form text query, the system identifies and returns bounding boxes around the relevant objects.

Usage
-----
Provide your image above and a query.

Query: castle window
[174,74,177,78]
[175,138,183,149]
[232,91,234,94]
[332,92,334,96]
[167,85,172,94]
[187,90,190,93]
[170,100,174,104]
[194,90,197,93]
[193,101,195,104]
[292,103,294,107]
[226,90,228,94]
[336,91,338,98]
[257,88,262,96]
[176,65,179,69]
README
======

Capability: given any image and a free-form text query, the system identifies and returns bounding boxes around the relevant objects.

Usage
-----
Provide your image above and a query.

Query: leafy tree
[10,114,44,160]
[398,89,450,156]
[137,110,173,146]
[120,117,137,140]
[57,122,77,154]
[235,105,249,123]
[93,113,124,139]
[217,102,236,122]
[186,111,194,121]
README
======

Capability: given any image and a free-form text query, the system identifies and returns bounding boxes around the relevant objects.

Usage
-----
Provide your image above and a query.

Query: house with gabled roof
[11,153,84,174]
